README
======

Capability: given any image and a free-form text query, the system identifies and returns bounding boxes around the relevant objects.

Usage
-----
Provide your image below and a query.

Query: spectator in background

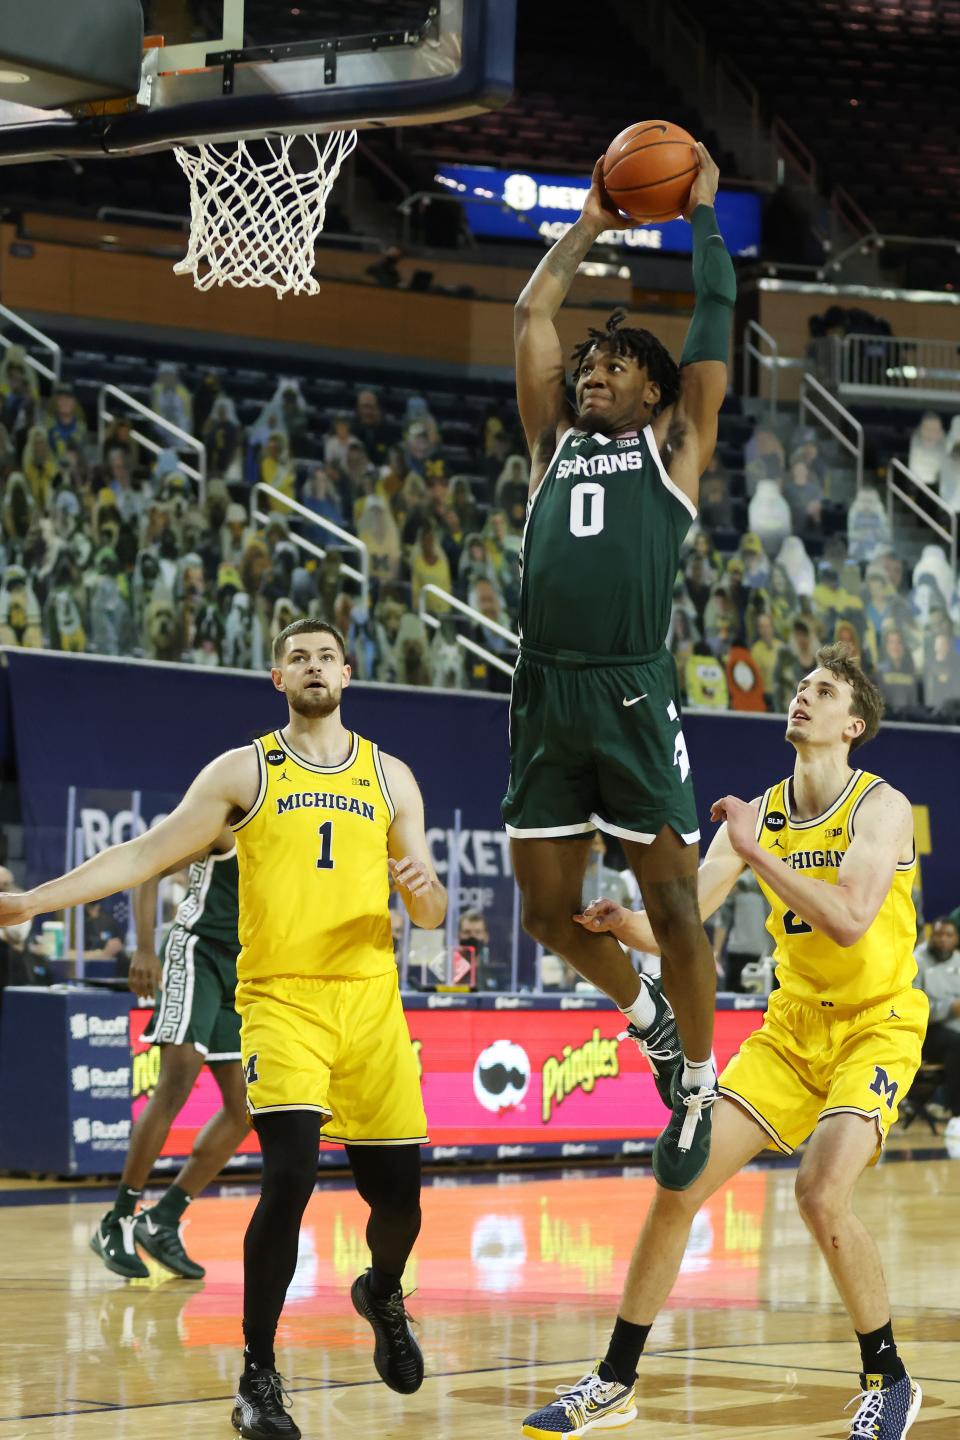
[773,618,818,712]
[483,508,520,612]
[46,385,88,461]
[913,917,960,1137]
[877,626,919,712]
[0,347,39,439]
[669,606,697,677]
[450,476,481,536]
[356,494,402,588]
[683,553,714,629]
[410,524,451,614]
[324,410,356,470]
[738,531,771,592]
[748,476,791,556]
[458,531,497,595]
[354,388,391,463]
[689,531,721,583]
[744,424,785,484]
[581,832,633,910]
[258,431,295,502]
[393,611,432,687]
[776,535,815,599]
[403,421,435,479]
[404,396,441,449]
[812,560,864,637]
[372,597,406,683]
[365,245,403,288]
[699,469,734,531]
[3,471,34,548]
[751,610,783,706]
[782,457,823,539]
[789,426,827,486]
[712,870,772,991]
[924,628,960,713]
[494,454,529,512]
[192,370,224,436]
[481,427,513,492]
[937,415,960,511]
[203,396,243,479]
[685,642,729,709]
[220,502,252,567]
[377,444,409,508]
[702,581,737,647]
[912,544,954,610]
[429,614,466,690]
[149,364,192,438]
[846,485,891,564]
[88,548,132,657]
[43,552,86,652]
[299,465,344,529]
[908,411,946,485]
[0,564,42,648]
[21,425,60,509]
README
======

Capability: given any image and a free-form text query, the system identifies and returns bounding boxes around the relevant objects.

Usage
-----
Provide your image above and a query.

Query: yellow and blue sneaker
[845,1373,921,1438]
[522,1361,637,1437]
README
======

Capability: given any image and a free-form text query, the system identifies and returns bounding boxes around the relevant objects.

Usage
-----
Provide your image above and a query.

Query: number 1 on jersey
[316,820,335,870]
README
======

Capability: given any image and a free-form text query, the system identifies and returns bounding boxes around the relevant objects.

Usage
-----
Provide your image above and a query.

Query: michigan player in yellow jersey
[0,618,446,1440]
[521,644,925,1440]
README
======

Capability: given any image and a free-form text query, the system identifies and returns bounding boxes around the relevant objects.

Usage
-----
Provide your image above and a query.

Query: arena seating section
[694,0,960,237]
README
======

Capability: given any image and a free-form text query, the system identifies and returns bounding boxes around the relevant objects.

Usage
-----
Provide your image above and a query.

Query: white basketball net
[172,129,358,298]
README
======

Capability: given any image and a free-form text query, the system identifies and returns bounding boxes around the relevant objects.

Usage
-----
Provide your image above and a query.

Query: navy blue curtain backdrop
[2,649,957,917]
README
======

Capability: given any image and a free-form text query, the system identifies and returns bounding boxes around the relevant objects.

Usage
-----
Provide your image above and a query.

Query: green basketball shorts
[501,646,700,845]
[142,925,241,1061]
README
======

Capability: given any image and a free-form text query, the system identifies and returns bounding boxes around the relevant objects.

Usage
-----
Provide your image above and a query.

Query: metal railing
[741,320,806,414]
[98,383,206,497]
[831,335,960,407]
[417,584,518,679]
[887,458,958,574]
[799,372,864,490]
[0,302,61,384]
[250,482,369,610]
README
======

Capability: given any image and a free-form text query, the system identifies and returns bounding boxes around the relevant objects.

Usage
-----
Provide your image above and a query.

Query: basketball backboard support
[0,0,515,162]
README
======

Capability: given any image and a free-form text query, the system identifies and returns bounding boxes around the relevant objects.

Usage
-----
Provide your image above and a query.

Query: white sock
[620,978,657,1032]
[681,1055,717,1091]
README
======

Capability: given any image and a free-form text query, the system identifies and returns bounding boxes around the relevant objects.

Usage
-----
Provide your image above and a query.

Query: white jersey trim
[231,740,268,832]
[785,769,862,830]
[593,813,700,846]
[644,424,698,521]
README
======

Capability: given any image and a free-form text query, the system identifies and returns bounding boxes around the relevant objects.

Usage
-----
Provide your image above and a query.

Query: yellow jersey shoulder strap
[755,778,789,845]
[369,741,398,826]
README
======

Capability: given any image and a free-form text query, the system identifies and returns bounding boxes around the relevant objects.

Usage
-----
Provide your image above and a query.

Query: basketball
[602,120,699,223]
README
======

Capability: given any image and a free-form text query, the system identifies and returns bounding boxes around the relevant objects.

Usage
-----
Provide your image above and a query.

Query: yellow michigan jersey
[754,768,918,1008]
[718,768,927,1157]
[233,729,396,984]
[232,728,428,1141]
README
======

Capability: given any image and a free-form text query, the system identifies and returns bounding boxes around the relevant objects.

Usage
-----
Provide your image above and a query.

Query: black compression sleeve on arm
[680,204,737,366]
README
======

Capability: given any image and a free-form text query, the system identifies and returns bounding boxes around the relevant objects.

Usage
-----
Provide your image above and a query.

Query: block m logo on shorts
[868,1065,899,1110]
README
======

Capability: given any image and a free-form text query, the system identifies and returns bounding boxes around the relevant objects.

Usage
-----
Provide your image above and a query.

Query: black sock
[603,1315,651,1387]
[111,1184,142,1220]
[243,1344,275,1374]
[368,1265,403,1299]
[856,1320,905,1382]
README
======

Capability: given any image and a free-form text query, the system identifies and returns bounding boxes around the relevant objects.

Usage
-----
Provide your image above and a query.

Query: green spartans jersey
[519,424,697,661]
[172,848,239,952]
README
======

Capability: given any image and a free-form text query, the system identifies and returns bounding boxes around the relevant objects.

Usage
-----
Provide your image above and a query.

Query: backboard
[0,0,515,161]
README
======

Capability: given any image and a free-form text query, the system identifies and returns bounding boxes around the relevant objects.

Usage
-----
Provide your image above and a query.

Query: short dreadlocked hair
[571,310,680,416]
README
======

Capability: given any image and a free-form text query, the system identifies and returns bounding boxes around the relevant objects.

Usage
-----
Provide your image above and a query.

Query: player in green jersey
[90,833,248,1281]
[505,142,736,1194]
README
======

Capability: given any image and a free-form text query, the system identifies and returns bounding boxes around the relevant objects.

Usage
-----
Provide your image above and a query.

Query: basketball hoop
[172,129,357,298]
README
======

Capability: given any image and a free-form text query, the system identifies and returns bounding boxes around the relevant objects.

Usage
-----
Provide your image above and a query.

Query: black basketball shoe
[232,1366,301,1439]
[351,1269,424,1394]
[134,1209,205,1279]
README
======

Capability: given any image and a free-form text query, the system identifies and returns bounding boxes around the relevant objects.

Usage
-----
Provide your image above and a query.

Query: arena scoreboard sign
[434,163,762,256]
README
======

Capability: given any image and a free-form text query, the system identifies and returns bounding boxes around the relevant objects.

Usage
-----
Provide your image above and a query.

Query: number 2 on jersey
[783,909,813,935]
[316,820,335,870]
[569,481,605,537]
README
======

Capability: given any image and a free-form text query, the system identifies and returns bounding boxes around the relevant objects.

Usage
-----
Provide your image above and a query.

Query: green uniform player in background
[90,834,248,1281]
[506,141,737,1211]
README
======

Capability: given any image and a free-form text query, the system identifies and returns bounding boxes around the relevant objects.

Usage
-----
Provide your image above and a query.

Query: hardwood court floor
[3,1147,960,1438]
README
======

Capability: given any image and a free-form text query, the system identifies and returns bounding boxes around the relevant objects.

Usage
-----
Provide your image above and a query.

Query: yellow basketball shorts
[718,985,928,1158]
[236,968,428,1145]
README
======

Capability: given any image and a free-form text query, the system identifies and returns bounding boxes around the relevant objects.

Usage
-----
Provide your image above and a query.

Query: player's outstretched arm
[574,820,746,953]
[129,873,163,1000]
[673,142,736,502]
[715,785,913,948]
[0,748,258,927]
[381,753,447,930]
[514,158,622,489]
